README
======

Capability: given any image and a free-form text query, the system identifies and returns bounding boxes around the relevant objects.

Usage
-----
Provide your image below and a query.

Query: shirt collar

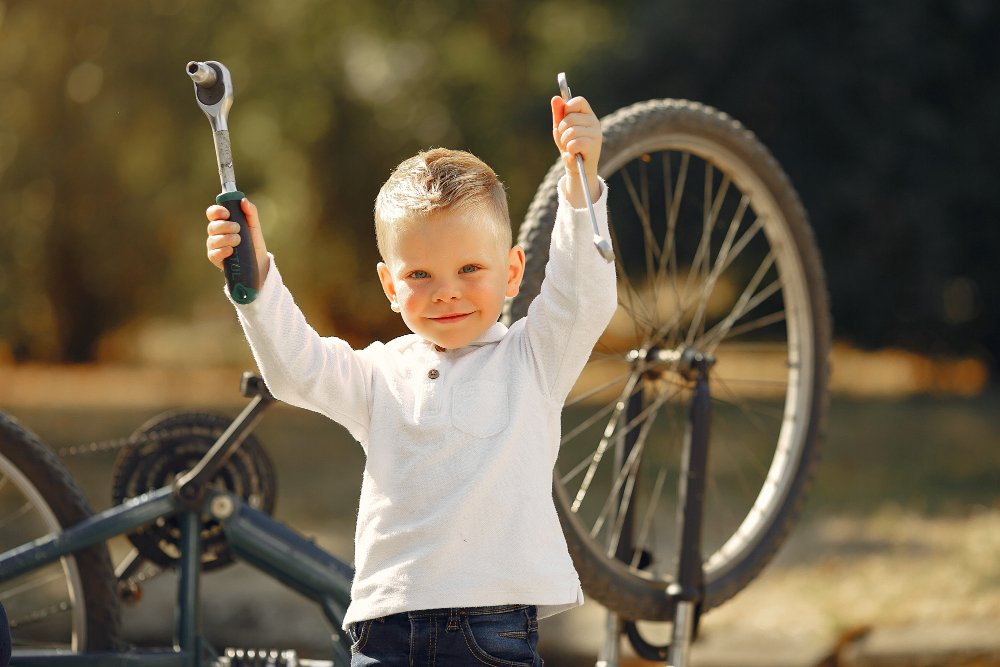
[424,321,508,351]
[471,321,508,345]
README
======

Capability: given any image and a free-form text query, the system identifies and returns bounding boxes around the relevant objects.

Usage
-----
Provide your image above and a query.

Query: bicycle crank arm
[188,60,259,303]
[557,72,614,263]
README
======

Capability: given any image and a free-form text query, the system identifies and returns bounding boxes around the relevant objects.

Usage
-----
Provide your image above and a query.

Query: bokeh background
[1,1,999,664]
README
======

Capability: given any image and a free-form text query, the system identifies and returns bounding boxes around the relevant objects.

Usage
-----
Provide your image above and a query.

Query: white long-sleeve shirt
[231,177,616,627]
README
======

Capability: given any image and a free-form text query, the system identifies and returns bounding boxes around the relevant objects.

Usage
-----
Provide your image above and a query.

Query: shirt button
[428,369,440,379]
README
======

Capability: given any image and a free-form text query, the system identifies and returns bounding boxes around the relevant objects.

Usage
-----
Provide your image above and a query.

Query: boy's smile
[377,205,525,350]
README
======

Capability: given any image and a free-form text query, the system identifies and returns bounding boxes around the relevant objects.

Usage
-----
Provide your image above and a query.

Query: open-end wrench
[557,72,614,263]
[187,60,259,304]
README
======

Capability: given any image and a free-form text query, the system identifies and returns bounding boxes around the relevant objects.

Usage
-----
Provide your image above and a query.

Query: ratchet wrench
[187,60,259,304]
[558,72,614,263]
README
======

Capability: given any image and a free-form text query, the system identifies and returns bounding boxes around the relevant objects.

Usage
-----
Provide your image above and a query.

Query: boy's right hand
[206,197,270,284]
[551,94,602,209]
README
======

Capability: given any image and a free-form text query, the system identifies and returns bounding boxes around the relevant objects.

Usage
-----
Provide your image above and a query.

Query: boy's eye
[408,270,429,279]
[460,265,479,274]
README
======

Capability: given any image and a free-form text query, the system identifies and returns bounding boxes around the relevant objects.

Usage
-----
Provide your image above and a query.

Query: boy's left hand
[551,95,602,208]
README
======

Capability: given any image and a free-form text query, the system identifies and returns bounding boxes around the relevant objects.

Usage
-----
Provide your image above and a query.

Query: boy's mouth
[430,312,472,323]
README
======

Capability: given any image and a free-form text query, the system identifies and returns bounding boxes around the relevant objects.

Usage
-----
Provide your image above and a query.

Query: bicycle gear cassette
[111,411,277,572]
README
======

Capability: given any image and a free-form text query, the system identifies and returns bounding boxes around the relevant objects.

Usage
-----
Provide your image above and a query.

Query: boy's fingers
[240,197,260,229]
[563,95,594,116]
[551,96,567,128]
[206,204,230,221]
[207,246,234,270]
[558,111,600,135]
[207,219,240,236]
[207,232,241,250]
[560,126,600,153]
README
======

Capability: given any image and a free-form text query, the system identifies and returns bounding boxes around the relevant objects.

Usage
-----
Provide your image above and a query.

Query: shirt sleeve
[522,176,618,402]
[228,255,372,443]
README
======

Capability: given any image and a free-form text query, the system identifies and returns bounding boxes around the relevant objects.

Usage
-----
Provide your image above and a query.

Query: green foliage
[0,0,996,368]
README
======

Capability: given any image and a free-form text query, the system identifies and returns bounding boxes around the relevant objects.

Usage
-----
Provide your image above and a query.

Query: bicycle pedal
[221,648,300,667]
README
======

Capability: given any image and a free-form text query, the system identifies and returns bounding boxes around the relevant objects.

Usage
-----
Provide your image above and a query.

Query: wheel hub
[629,346,716,382]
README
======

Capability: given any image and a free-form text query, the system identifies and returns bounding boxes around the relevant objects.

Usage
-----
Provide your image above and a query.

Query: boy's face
[377,206,525,350]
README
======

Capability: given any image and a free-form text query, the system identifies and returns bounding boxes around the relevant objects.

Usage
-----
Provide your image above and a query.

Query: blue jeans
[348,605,543,666]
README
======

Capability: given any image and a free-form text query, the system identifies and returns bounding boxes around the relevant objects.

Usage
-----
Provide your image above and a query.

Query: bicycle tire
[0,411,122,651]
[508,99,830,621]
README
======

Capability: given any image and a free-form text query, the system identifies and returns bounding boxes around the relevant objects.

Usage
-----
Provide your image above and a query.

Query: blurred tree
[0,0,612,361]
[0,0,997,371]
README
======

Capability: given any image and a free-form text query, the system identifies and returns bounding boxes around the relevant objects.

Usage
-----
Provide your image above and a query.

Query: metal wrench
[558,72,614,263]
[187,60,259,304]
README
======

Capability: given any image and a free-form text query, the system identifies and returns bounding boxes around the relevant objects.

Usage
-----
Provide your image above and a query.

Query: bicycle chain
[9,600,71,631]
[57,432,158,458]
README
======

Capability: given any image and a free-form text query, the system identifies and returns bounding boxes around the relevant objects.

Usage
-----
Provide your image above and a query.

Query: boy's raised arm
[520,94,617,402]
[551,95,602,209]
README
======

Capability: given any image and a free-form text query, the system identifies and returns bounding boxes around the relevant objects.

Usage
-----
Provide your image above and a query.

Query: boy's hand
[551,95,602,208]
[206,197,270,283]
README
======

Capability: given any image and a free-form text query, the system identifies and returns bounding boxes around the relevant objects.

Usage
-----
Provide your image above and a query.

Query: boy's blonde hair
[374,148,511,261]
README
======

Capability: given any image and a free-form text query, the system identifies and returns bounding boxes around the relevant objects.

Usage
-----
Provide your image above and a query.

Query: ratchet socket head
[187,61,218,88]
[187,60,233,133]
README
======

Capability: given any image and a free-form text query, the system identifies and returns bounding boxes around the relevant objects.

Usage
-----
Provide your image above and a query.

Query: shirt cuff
[556,174,608,212]
[225,253,278,307]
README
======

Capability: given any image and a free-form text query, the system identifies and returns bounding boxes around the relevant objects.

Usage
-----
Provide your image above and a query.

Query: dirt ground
[3,364,998,665]
[109,508,1000,665]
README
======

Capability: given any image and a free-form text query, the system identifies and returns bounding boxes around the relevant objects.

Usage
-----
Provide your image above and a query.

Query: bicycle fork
[599,350,713,667]
[667,352,711,667]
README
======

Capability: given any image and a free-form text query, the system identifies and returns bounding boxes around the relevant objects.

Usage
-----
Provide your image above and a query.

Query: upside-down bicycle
[0,65,830,667]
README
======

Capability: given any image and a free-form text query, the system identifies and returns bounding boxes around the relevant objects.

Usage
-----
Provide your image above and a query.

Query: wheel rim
[556,125,818,595]
[0,453,88,650]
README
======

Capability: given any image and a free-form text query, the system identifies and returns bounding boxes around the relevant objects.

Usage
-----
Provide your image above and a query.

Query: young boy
[205,94,616,666]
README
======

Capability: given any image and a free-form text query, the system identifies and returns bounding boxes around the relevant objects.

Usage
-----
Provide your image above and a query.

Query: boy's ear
[505,245,526,298]
[376,262,396,304]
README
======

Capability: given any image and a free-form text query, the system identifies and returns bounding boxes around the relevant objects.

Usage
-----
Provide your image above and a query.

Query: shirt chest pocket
[451,380,509,439]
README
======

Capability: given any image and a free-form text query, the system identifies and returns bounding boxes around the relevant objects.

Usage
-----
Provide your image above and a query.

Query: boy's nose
[432,279,460,301]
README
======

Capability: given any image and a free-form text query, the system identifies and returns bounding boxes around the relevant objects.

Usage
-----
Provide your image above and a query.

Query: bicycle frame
[0,376,356,667]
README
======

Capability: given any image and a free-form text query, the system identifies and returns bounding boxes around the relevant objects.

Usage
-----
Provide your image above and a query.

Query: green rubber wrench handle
[216,191,258,304]
[188,60,259,304]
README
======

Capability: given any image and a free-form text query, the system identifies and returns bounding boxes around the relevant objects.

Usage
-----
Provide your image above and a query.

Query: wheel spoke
[566,373,642,505]
[685,194,749,345]
[712,310,787,345]
[700,252,777,349]
[608,219,658,346]
[574,380,677,535]
[1,570,67,601]
[565,364,635,409]
[606,409,661,557]
[658,152,688,348]
[588,392,668,540]
[629,465,669,570]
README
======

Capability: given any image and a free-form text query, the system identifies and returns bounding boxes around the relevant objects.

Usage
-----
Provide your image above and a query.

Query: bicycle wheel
[508,99,830,621]
[0,412,122,650]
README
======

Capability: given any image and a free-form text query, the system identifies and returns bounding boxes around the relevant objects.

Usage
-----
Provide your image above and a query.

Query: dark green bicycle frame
[0,459,355,667]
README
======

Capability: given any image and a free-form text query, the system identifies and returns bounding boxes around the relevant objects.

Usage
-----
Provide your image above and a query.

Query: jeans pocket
[348,619,374,655]
[461,606,538,667]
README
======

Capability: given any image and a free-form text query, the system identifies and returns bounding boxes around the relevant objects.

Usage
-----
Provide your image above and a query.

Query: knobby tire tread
[0,411,124,650]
